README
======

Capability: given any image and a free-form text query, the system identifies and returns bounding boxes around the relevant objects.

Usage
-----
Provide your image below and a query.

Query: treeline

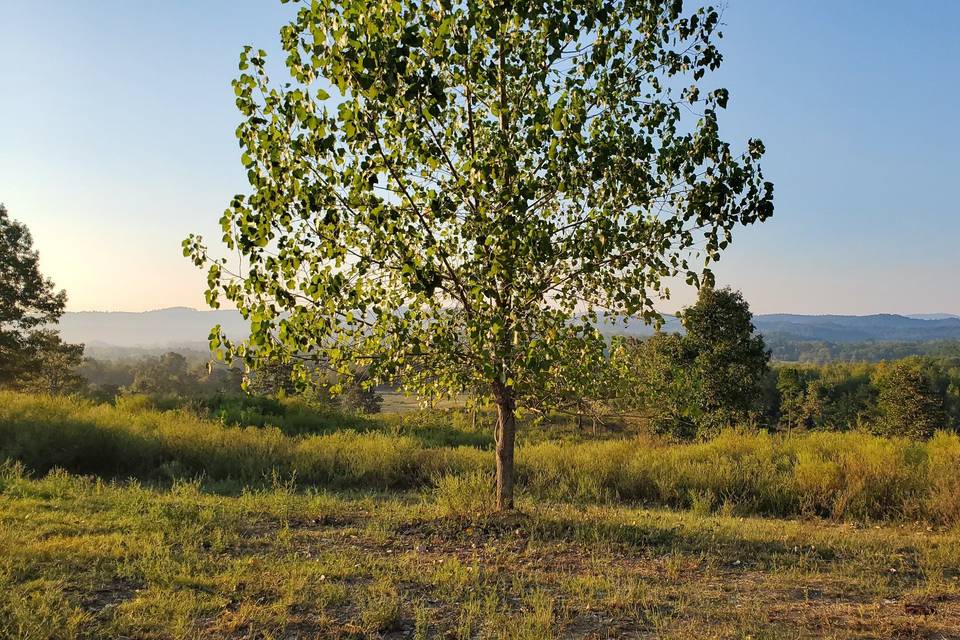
[75,352,383,414]
[10,289,960,443]
[766,335,960,363]
[775,358,960,438]
[77,352,242,400]
[581,289,960,441]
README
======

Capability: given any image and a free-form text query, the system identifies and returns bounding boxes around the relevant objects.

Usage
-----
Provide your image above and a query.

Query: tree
[776,366,810,429]
[0,204,83,390]
[624,331,700,438]
[245,360,302,397]
[128,352,194,395]
[14,330,85,394]
[77,357,136,401]
[680,287,771,435]
[338,372,384,414]
[626,287,770,438]
[871,359,947,439]
[525,329,628,432]
[191,361,245,395]
[186,0,774,509]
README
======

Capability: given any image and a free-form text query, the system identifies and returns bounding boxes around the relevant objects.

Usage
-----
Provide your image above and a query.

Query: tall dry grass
[2,392,959,523]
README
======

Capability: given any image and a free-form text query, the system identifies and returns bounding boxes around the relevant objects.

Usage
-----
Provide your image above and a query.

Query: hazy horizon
[2,0,958,315]
[59,306,960,319]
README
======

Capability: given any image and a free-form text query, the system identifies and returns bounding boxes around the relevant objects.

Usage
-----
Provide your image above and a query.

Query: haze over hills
[751,314,960,343]
[57,307,960,353]
[57,307,250,351]
[907,314,960,321]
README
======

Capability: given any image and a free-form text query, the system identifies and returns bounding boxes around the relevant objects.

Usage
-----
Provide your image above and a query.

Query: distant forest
[765,335,960,363]
[63,291,960,443]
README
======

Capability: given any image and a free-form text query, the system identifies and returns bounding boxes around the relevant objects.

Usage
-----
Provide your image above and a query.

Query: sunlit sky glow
[1,0,957,314]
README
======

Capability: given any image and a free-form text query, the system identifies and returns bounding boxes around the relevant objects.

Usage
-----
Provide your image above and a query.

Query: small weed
[689,489,716,516]
[359,577,403,634]
[432,470,494,517]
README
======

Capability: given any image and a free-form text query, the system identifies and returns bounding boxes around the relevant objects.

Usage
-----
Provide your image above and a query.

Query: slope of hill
[57,307,960,352]
[908,313,960,320]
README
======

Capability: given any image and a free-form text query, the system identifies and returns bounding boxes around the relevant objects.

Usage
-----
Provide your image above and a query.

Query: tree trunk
[492,382,516,511]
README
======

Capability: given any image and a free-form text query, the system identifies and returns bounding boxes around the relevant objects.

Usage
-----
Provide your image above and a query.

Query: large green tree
[128,352,195,395]
[0,204,83,390]
[624,330,700,437]
[186,0,774,508]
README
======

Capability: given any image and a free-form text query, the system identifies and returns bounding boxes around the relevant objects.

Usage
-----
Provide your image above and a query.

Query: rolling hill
[57,307,960,353]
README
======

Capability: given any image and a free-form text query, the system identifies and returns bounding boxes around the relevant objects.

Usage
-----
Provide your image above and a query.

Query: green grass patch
[0,469,958,639]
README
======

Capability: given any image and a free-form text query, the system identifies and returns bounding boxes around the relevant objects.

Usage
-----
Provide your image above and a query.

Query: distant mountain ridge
[56,307,960,350]
[57,307,251,349]
[752,314,960,343]
[907,313,960,321]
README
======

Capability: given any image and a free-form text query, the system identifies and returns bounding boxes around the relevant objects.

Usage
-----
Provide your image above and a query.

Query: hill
[57,307,960,354]
[56,307,250,350]
[753,313,960,343]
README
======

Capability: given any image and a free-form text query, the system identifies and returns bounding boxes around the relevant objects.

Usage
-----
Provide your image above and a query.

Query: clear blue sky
[1,1,957,314]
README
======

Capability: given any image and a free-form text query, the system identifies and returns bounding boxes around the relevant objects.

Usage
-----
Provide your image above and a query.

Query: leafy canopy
[186,0,773,407]
[0,204,66,339]
[680,286,771,434]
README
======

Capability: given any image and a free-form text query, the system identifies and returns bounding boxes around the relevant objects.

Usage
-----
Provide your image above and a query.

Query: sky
[1,1,958,315]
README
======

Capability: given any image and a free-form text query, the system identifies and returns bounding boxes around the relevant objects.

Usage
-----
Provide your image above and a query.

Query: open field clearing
[1,468,959,639]
[2,393,960,638]
[5,0,960,637]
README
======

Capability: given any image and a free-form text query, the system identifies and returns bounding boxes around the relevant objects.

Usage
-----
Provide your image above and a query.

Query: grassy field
[2,392,960,638]
[3,393,960,524]
[2,467,959,639]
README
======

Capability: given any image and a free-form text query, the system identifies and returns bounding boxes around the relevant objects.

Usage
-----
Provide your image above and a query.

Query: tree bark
[492,381,516,511]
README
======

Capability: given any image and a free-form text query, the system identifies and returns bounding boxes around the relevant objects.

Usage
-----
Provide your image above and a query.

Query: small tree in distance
[871,359,947,439]
[681,286,771,435]
[186,0,774,509]
[619,287,770,438]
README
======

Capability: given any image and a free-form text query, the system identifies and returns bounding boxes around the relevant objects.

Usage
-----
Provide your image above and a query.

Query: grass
[3,391,960,637]
[0,465,958,639]
[3,392,960,524]
[114,392,496,448]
